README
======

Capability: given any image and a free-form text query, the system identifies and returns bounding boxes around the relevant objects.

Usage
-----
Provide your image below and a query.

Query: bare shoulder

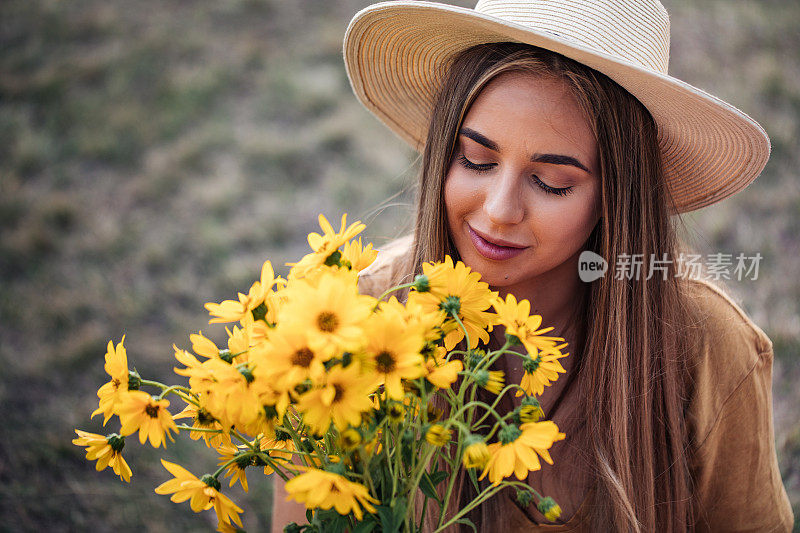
[357,234,414,298]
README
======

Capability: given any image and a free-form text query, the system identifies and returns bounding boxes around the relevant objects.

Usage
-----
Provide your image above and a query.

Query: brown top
[358,237,794,532]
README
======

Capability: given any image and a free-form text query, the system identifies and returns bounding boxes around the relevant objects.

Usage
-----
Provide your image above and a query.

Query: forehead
[462,71,597,164]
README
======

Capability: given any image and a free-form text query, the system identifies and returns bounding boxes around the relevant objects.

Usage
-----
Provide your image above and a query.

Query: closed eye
[456,154,494,173]
[457,154,574,196]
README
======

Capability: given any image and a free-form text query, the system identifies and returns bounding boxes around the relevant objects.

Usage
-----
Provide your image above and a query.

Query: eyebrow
[459,127,590,173]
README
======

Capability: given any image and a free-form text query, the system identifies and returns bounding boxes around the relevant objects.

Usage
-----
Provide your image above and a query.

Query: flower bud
[412,274,430,292]
[201,474,221,490]
[462,436,490,469]
[538,496,562,522]
[516,489,534,507]
[474,369,505,395]
[425,424,451,447]
[340,428,362,451]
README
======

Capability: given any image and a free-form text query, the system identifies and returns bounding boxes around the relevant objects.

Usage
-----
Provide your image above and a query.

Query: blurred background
[0,0,797,531]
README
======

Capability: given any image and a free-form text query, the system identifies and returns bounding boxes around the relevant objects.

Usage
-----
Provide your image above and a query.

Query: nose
[483,169,525,226]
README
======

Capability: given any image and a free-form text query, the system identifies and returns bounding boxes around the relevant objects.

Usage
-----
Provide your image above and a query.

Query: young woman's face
[444,71,600,291]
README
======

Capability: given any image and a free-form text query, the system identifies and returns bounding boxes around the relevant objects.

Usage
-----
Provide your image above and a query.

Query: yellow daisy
[284,467,379,521]
[475,369,505,395]
[287,213,366,279]
[480,421,566,485]
[90,337,130,426]
[380,295,445,345]
[259,430,296,475]
[173,400,232,449]
[517,346,569,397]
[116,390,178,448]
[424,345,463,389]
[462,436,490,470]
[155,459,243,530]
[425,424,451,447]
[296,364,377,434]
[409,256,497,350]
[341,237,378,273]
[204,260,283,324]
[217,444,251,492]
[278,271,374,357]
[189,330,220,359]
[72,430,132,482]
[256,325,328,389]
[364,305,426,400]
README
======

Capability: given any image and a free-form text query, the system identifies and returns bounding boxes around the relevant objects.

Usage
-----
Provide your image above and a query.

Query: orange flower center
[291,347,315,367]
[375,351,396,373]
[332,384,345,403]
[316,312,339,333]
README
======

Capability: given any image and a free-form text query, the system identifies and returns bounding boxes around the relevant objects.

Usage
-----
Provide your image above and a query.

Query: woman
[274,1,793,531]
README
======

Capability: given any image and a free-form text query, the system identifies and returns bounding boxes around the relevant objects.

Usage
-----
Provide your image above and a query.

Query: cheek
[533,189,600,248]
[443,169,479,224]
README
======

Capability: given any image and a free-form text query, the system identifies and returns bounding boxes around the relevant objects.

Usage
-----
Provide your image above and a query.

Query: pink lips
[467,226,528,261]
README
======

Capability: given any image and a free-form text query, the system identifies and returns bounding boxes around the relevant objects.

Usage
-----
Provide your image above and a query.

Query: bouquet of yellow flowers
[74,214,569,532]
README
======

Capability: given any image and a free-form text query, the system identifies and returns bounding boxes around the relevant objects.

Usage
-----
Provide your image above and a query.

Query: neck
[492,249,589,370]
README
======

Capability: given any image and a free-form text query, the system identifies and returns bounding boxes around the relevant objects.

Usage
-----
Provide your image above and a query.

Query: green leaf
[376,504,402,533]
[419,472,441,502]
[352,518,377,533]
[454,518,477,532]
[430,471,448,486]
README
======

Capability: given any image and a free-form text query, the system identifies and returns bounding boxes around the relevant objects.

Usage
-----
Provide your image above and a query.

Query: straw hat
[343,0,770,213]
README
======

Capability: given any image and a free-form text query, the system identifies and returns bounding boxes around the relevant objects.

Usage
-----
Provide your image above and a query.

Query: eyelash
[455,154,574,197]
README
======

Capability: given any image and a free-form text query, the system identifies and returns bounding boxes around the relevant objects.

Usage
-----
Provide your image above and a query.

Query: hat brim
[343,1,770,213]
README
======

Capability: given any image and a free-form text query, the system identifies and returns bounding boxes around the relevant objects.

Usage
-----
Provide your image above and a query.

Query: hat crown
[474,0,671,73]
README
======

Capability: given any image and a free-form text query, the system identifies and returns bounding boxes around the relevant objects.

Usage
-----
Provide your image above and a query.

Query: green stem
[372,282,416,311]
[175,424,220,433]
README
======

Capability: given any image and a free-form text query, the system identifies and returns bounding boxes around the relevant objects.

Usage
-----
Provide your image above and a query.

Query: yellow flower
[385,401,406,425]
[116,391,178,448]
[425,424,451,447]
[217,445,251,492]
[341,237,378,272]
[462,436,490,470]
[189,330,220,359]
[284,467,379,521]
[296,364,377,434]
[256,325,328,388]
[173,400,232,449]
[260,430,296,475]
[409,256,497,350]
[339,428,363,451]
[517,347,568,397]
[72,430,132,482]
[278,270,374,357]
[475,369,505,395]
[365,305,426,399]
[380,296,445,343]
[480,422,566,485]
[538,496,562,522]
[155,459,244,530]
[423,345,463,389]
[204,260,283,324]
[90,337,130,426]
[493,294,566,356]
[288,213,366,279]
[518,399,544,423]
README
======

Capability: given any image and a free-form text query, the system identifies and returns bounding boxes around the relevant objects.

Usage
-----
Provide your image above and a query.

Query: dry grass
[0,0,797,530]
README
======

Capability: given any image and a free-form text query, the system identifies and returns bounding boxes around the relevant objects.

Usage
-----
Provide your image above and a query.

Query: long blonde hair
[404,43,702,532]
